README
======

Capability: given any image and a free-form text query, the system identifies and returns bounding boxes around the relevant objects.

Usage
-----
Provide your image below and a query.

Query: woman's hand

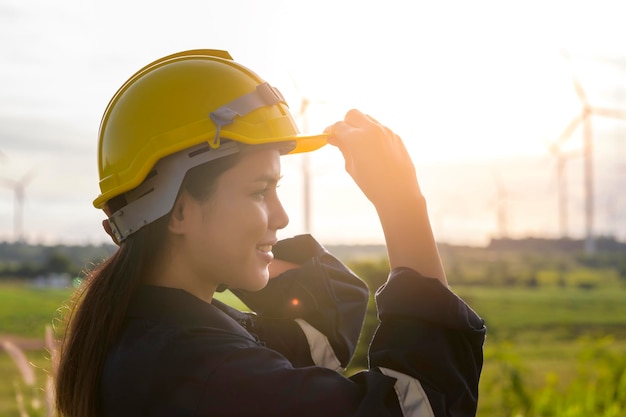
[268,259,300,279]
[324,109,421,207]
[326,109,447,285]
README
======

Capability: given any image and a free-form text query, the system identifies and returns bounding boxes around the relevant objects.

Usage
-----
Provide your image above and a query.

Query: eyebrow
[252,174,283,185]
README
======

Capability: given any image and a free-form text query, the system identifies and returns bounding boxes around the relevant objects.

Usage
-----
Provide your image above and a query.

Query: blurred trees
[0,242,115,280]
[1,236,624,285]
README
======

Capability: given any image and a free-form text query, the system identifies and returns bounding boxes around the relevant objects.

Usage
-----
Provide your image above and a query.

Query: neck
[144,238,217,304]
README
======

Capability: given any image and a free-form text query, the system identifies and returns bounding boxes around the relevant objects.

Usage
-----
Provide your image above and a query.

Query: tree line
[1,236,625,284]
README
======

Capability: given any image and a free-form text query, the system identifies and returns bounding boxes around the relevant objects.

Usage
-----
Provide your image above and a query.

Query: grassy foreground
[1,280,625,416]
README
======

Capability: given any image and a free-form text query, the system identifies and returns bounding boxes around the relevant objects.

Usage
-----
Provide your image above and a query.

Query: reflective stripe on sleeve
[379,367,435,417]
[294,318,344,372]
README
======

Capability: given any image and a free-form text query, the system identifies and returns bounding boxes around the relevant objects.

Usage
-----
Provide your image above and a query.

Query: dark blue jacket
[102,235,485,416]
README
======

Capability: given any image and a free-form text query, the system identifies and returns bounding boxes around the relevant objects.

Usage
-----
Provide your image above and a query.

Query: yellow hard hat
[94,49,327,210]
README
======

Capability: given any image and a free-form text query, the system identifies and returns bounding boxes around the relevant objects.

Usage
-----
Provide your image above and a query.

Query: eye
[253,184,277,199]
[252,187,269,199]
[251,178,281,200]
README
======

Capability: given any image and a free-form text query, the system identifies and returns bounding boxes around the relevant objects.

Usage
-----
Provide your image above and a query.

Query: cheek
[203,202,268,246]
[197,184,271,242]
[227,198,269,227]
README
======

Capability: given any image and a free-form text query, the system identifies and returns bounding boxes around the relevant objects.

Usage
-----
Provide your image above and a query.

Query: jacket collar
[128,285,256,341]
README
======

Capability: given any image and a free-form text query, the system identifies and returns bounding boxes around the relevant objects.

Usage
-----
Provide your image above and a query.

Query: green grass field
[456,284,626,416]
[0,348,52,417]
[1,280,625,416]
[455,285,626,341]
[0,283,72,338]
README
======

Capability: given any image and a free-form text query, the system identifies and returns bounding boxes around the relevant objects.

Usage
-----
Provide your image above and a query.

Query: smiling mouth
[257,245,272,253]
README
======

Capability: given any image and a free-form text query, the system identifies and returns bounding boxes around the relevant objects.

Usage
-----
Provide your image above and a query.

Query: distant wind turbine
[293,94,313,234]
[0,168,37,242]
[545,139,581,238]
[289,74,328,235]
[491,168,510,239]
[556,50,626,253]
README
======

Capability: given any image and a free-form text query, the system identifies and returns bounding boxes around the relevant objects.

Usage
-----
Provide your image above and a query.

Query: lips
[256,242,275,264]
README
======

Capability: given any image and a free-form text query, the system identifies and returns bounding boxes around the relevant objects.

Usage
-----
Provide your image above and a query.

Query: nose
[269,194,289,231]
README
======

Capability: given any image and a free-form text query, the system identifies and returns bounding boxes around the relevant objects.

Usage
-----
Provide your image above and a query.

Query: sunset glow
[1,0,625,245]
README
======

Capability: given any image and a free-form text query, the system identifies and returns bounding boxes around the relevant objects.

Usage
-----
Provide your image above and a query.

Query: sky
[1,0,626,246]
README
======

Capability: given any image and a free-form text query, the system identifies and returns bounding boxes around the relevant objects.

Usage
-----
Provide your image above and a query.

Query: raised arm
[325,109,447,285]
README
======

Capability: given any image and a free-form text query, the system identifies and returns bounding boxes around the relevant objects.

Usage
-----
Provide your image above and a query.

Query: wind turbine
[293,95,313,234]
[0,168,37,242]
[556,50,626,254]
[289,74,329,235]
[491,168,510,239]
[545,139,581,239]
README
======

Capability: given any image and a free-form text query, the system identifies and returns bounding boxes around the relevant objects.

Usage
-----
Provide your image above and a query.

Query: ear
[167,190,198,235]
[102,219,120,246]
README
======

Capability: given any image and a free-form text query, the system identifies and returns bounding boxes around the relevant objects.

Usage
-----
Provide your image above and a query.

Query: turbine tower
[490,167,510,239]
[557,50,626,254]
[545,140,580,238]
[289,74,328,235]
[294,96,312,233]
[0,169,37,242]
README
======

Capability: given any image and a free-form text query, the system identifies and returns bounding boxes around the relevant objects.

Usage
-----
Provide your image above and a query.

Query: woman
[56,49,486,417]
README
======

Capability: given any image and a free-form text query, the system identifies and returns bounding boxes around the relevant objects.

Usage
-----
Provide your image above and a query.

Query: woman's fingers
[325,109,419,204]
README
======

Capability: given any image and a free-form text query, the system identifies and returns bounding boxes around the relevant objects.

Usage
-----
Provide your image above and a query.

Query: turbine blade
[554,114,584,150]
[571,78,589,104]
[561,49,589,105]
[591,107,626,119]
[19,168,38,186]
[0,177,16,188]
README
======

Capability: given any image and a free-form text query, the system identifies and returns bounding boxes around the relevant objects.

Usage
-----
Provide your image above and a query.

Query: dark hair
[55,152,241,417]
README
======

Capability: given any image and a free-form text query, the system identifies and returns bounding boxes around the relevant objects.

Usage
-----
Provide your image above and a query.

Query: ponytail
[55,216,169,417]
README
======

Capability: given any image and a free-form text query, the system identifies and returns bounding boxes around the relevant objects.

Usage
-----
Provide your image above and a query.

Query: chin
[240,282,268,292]
[239,272,269,292]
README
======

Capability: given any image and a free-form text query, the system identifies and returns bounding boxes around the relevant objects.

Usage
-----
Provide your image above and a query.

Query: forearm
[375,187,447,286]
[324,110,447,286]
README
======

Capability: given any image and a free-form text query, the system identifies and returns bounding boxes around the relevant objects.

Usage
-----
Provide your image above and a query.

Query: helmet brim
[289,132,329,154]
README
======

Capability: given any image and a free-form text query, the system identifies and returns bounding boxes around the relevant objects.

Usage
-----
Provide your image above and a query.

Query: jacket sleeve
[230,234,370,370]
[369,267,486,417]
